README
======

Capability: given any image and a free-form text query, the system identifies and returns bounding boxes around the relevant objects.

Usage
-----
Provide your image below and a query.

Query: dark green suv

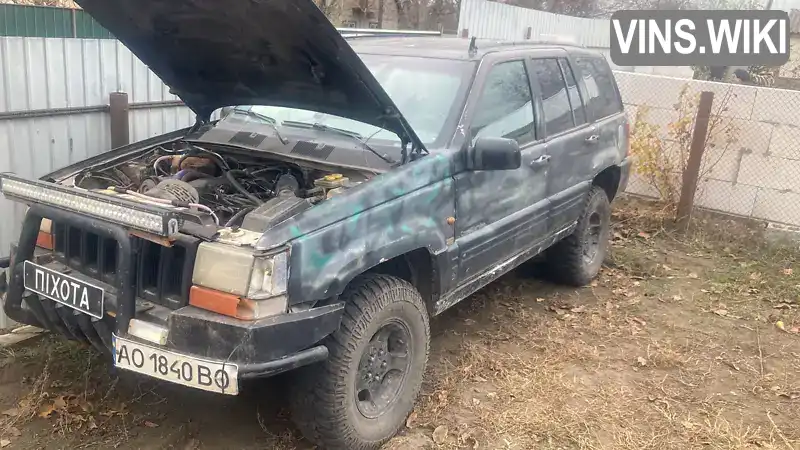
[0,0,631,448]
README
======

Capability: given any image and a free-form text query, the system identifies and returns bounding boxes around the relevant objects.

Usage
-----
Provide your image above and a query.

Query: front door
[453,58,550,283]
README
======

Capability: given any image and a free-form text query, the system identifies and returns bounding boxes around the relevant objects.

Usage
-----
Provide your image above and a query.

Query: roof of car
[347,36,595,61]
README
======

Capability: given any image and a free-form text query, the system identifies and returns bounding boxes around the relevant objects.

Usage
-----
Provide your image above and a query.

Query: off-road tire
[289,273,430,450]
[545,186,611,286]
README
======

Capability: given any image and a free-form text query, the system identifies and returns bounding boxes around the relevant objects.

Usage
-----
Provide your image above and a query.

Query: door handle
[529,154,551,168]
[585,134,600,144]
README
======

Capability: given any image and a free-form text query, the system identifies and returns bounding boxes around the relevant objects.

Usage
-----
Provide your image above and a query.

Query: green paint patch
[289,225,303,238]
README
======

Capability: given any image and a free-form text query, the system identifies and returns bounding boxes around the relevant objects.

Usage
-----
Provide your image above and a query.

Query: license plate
[23,260,104,318]
[112,335,239,395]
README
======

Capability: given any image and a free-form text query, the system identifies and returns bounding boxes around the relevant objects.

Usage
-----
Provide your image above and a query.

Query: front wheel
[545,186,611,286]
[290,274,430,450]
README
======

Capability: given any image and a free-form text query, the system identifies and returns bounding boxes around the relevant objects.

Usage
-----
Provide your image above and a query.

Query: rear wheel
[290,274,430,450]
[545,186,611,286]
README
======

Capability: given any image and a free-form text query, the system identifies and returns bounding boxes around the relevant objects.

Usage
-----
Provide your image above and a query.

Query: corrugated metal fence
[0,36,195,328]
[457,0,693,78]
[0,4,112,39]
[458,0,609,47]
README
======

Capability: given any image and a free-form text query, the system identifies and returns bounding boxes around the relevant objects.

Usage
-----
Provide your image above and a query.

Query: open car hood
[75,0,425,150]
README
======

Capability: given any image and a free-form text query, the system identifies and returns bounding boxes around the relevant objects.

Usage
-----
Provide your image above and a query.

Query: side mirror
[466,137,521,171]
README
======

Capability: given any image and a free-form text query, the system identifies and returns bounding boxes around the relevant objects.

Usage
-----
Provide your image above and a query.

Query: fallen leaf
[713,309,729,317]
[7,427,20,438]
[0,439,10,448]
[779,392,799,400]
[144,421,159,428]
[688,272,699,279]
[662,264,672,271]
[636,356,648,367]
[38,404,56,419]
[776,321,786,331]
[750,272,762,281]
[638,231,651,239]
[790,327,800,334]
[1,408,19,417]
[784,268,794,276]
[632,317,647,326]
[471,398,481,406]
[535,298,545,303]
[432,425,449,445]
[571,305,586,313]
[53,396,67,410]
[473,375,488,383]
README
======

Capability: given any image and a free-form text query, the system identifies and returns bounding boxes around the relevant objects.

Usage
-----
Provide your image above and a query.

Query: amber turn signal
[36,231,54,250]
[189,286,256,320]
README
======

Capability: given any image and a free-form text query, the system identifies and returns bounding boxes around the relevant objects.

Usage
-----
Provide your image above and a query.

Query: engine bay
[66,140,367,233]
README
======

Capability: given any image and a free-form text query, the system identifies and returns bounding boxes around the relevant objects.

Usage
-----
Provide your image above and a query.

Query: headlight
[191,242,288,320]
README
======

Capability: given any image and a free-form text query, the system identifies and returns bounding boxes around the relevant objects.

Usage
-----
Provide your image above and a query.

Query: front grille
[52,223,197,310]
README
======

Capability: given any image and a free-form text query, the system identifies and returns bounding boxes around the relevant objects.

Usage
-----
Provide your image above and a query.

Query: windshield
[221,54,473,146]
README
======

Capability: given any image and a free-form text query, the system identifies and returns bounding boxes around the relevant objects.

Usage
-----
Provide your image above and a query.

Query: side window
[559,59,586,127]
[529,58,573,136]
[470,60,535,145]
[575,57,623,120]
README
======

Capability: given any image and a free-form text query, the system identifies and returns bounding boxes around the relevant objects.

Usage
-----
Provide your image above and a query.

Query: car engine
[68,141,364,232]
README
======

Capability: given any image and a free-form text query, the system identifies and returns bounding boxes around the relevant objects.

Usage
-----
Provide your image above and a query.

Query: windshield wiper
[230,107,288,144]
[281,121,397,165]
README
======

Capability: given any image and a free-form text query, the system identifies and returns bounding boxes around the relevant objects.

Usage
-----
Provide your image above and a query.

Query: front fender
[285,179,456,304]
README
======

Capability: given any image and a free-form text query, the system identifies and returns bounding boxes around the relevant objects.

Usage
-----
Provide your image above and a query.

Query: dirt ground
[1,198,799,450]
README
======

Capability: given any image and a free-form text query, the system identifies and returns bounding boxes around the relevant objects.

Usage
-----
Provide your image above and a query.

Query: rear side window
[558,59,586,127]
[574,57,622,120]
[529,58,573,136]
[470,60,535,145]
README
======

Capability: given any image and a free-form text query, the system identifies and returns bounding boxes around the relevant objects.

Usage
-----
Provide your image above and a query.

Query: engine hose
[224,207,254,228]
[224,169,262,205]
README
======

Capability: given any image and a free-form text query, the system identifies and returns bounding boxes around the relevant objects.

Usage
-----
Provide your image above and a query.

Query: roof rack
[337,28,443,39]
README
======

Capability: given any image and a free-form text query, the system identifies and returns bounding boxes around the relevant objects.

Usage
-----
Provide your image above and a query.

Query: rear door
[527,55,591,234]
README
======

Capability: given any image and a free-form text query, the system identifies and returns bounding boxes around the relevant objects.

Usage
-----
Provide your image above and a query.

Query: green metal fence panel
[74,9,113,39]
[0,5,114,39]
[0,4,72,38]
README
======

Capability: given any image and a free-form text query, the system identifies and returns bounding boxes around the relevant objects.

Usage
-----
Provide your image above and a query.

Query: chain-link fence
[615,71,800,228]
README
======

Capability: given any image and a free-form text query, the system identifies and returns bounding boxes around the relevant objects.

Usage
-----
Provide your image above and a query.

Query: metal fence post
[109,92,130,149]
[676,91,715,228]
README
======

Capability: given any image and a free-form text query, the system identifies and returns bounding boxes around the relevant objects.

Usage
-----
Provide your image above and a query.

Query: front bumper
[1,204,344,383]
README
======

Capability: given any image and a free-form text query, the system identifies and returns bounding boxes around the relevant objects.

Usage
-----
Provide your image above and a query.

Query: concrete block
[751,88,800,126]
[684,82,757,120]
[695,178,758,216]
[624,173,661,199]
[614,72,689,111]
[767,124,800,161]
[737,153,800,192]
[752,188,800,225]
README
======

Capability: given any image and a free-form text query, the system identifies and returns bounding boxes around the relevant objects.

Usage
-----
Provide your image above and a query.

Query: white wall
[616,71,800,226]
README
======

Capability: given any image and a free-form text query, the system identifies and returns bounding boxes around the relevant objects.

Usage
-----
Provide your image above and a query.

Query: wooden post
[676,91,714,228]
[109,92,130,149]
